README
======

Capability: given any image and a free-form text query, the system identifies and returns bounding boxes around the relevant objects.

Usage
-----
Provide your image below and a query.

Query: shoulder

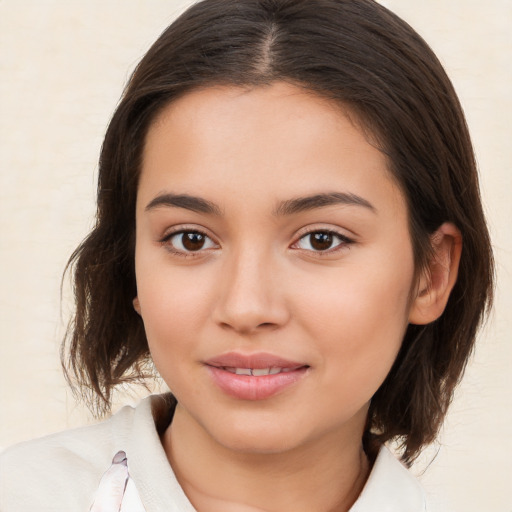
[0,402,141,512]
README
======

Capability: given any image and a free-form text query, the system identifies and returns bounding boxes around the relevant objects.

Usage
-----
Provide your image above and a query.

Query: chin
[205,411,319,456]
[216,428,302,455]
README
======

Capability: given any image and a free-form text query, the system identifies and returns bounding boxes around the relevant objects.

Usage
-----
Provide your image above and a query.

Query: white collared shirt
[0,394,438,511]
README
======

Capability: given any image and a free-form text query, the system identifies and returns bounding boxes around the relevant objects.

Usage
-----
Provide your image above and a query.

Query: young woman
[0,1,493,511]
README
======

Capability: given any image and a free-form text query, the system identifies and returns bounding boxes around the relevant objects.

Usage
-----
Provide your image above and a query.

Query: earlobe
[408,222,462,325]
[133,297,142,315]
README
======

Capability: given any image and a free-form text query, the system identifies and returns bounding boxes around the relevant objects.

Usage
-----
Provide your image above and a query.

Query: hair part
[62,0,494,464]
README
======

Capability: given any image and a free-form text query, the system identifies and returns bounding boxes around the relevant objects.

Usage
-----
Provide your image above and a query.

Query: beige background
[0,1,510,510]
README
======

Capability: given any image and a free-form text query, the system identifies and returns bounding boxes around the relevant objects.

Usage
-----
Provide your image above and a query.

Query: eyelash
[159,227,354,258]
[159,228,218,258]
[292,228,354,255]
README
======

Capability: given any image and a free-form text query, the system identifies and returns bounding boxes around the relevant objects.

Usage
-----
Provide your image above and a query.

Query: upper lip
[204,352,308,370]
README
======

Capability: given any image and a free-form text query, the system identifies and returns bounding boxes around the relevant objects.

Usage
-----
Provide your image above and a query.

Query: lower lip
[206,366,308,401]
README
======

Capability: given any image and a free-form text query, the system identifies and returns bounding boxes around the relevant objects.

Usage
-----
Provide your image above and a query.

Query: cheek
[137,277,207,347]
[134,251,199,350]
[134,255,228,394]
[136,276,201,395]
[297,254,413,335]
[293,249,414,386]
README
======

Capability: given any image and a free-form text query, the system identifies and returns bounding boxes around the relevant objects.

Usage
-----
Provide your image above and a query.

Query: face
[134,82,417,454]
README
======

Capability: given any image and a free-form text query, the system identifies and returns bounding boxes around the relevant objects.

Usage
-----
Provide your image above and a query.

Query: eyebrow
[145,193,223,215]
[144,191,376,216]
[273,192,376,216]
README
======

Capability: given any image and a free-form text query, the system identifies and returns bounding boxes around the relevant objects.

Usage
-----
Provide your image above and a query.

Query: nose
[212,248,290,335]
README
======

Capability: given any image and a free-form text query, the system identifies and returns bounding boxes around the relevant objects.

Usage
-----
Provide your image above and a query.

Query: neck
[162,404,370,512]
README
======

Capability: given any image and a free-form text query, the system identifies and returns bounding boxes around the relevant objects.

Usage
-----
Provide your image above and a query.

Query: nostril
[257,322,278,329]
[218,321,278,334]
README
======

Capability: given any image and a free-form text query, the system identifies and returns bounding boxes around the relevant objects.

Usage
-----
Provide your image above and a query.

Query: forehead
[138,82,405,221]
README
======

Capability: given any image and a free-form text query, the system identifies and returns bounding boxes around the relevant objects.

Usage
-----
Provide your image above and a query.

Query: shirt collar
[349,445,427,512]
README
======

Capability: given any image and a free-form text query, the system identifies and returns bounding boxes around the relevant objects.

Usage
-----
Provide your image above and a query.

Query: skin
[133,82,461,512]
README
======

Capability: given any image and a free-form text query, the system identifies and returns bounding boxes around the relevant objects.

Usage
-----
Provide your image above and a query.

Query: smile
[204,353,309,400]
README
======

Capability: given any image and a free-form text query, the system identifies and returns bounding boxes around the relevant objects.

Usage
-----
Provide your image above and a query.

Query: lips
[204,352,309,400]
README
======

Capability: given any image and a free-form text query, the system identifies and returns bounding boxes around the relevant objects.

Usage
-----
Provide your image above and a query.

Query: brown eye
[167,231,216,253]
[310,232,334,250]
[182,232,206,251]
[295,230,351,252]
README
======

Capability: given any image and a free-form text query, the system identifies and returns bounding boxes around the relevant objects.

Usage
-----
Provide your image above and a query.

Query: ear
[408,222,462,325]
[133,297,142,315]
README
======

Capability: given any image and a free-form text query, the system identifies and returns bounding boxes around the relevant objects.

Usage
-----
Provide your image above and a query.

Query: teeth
[234,368,252,376]
[227,367,285,376]
[252,368,271,376]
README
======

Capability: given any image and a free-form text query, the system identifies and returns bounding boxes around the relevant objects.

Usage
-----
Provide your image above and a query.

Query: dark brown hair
[62,0,493,464]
